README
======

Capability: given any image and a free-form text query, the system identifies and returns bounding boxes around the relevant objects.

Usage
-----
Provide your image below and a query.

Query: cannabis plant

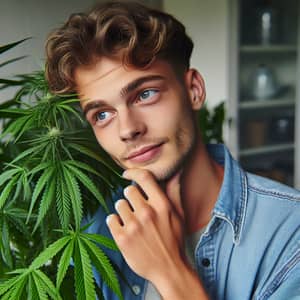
[0,40,124,300]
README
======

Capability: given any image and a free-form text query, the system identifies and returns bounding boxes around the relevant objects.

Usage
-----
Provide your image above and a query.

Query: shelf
[239,99,295,109]
[240,45,297,53]
[239,143,294,157]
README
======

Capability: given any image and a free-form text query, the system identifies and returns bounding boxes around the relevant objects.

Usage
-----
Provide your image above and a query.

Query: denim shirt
[86,144,300,300]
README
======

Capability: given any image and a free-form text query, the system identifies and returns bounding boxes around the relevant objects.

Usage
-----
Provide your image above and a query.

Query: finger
[123,169,165,201]
[115,199,134,224]
[106,213,123,237]
[124,185,148,211]
[165,171,184,219]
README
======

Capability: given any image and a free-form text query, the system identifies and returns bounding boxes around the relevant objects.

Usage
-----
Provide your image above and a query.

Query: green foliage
[0,40,123,299]
[0,228,122,300]
[198,102,225,144]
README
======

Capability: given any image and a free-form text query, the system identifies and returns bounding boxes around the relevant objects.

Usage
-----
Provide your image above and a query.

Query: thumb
[165,171,184,219]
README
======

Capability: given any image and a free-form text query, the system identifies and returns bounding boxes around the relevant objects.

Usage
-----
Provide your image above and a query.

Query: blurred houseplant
[0,40,225,300]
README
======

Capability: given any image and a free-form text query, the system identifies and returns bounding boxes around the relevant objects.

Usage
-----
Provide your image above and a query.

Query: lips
[126,143,164,163]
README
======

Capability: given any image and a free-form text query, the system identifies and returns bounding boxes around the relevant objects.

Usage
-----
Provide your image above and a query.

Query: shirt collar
[206,144,248,245]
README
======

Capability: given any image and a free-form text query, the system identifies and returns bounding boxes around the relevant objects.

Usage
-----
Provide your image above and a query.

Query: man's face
[75,58,204,181]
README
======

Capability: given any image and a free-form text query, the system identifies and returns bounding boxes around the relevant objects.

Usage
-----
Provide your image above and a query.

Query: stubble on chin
[156,126,197,184]
[109,119,198,185]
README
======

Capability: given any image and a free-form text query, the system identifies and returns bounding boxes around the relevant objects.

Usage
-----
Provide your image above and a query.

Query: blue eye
[139,89,158,101]
[96,111,111,121]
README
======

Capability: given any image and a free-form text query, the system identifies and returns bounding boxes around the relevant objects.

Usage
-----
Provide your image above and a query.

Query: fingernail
[122,170,128,178]
[106,215,111,225]
[123,186,130,198]
[115,200,122,210]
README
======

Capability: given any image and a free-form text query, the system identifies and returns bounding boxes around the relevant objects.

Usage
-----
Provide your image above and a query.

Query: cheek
[92,127,118,154]
[151,102,191,135]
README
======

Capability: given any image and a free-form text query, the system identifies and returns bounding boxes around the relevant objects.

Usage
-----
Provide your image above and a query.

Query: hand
[106,168,209,299]
[106,168,185,284]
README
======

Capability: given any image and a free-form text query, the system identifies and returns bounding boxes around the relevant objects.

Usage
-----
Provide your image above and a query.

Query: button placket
[196,235,215,289]
[132,284,141,295]
[201,258,211,267]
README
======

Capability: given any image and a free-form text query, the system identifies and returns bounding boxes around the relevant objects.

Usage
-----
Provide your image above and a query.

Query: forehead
[74,57,178,102]
[74,57,123,88]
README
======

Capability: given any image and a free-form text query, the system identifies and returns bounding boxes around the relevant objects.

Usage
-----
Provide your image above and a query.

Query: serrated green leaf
[0,168,20,186]
[56,170,71,231]
[14,117,36,142]
[28,161,51,176]
[6,268,28,275]
[68,143,120,177]
[6,274,27,300]
[0,175,18,209]
[34,269,62,300]
[82,233,118,251]
[5,207,28,219]
[6,213,31,241]
[79,221,98,234]
[11,176,22,203]
[1,115,31,141]
[21,171,31,201]
[30,235,71,270]
[62,166,82,230]
[0,217,3,250]
[32,271,49,300]
[1,216,13,268]
[74,239,96,300]
[57,104,84,123]
[0,290,15,300]
[73,240,85,299]
[27,167,54,223]
[56,238,74,289]
[33,178,56,232]
[82,237,123,300]
[65,163,108,212]
[9,144,44,165]
[58,138,73,160]
[0,272,22,296]
[59,98,80,105]
[67,159,113,188]
[28,273,39,300]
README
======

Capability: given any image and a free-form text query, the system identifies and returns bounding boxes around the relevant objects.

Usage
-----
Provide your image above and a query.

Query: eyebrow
[83,100,106,117]
[120,75,164,97]
[83,75,165,117]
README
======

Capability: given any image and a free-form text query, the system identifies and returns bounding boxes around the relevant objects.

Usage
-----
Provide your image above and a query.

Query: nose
[118,108,146,142]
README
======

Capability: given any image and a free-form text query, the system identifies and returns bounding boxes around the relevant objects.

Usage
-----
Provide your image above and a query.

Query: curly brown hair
[45,1,193,94]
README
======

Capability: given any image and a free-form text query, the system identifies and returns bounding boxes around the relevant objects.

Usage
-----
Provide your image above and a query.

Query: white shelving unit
[228,0,300,189]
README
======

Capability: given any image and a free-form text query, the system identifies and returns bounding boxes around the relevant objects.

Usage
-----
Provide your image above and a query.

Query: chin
[153,144,196,183]
[147,158,187,183]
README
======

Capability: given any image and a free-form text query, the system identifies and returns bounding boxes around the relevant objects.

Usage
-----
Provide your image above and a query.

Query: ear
[184,69,206,111]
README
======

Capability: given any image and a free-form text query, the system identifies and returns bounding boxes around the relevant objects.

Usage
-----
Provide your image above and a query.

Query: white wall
[164,0,229,109]
[0,0,96,101]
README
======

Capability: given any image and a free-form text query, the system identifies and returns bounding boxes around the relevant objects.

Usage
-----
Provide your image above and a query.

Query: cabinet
[228,0,300,188]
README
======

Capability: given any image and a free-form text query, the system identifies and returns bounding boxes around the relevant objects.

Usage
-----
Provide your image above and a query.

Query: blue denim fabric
[86,144,300,300]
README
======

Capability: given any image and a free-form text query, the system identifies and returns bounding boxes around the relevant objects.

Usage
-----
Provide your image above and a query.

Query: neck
[181,140,224,234]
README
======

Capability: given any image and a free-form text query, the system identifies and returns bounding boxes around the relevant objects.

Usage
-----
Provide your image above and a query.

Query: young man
[45,1,300,299]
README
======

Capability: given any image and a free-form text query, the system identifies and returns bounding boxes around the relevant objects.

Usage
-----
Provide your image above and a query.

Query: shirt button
[132,284,141,295]
[201,258,210,267]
